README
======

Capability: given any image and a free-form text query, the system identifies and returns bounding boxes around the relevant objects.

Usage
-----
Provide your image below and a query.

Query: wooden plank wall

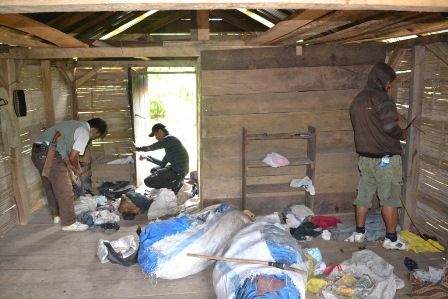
[199,43,387,215]
[0,61,71,237]
[75,67,133,160]
[409,49,447,246]
[0,121,16,237]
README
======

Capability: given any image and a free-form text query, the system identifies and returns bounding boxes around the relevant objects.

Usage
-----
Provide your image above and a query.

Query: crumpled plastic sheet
[413,267,445,284]
[263,152,290,167]
[290,176,315,195]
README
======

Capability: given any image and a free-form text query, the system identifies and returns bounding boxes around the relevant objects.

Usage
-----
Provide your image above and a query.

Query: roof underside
[0,1,447,61]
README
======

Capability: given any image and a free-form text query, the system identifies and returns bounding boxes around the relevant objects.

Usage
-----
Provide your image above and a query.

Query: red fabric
[311,215,341,229]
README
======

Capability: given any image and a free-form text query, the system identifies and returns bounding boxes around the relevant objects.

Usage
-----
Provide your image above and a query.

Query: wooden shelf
[242,126,316,211]
[246,183,306,195]
[247,157,313,168]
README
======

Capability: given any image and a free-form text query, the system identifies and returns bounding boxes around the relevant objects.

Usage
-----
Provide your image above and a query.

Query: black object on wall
[13,90,27,117]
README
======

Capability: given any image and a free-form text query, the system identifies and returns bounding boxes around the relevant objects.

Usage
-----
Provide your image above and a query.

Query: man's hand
[139,155,154,162]
[400,129,408,141]
[132,142,137,152]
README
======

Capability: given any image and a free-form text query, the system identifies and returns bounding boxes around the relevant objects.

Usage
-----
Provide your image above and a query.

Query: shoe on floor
[53,216,61,224]
[382,237,408,250]
[61,221,88,232]
[345,232,366,243]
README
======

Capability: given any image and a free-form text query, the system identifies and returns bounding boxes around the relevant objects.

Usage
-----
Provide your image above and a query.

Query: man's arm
[378,99,404,140]
[67,149,81,176]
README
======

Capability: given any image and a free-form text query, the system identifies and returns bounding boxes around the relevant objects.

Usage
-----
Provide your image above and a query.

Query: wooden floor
[0,208,445,298]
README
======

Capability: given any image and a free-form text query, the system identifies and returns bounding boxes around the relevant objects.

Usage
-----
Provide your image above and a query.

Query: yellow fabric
[307,278,327,293]
[304,251,314,278]
[400,230,445,253]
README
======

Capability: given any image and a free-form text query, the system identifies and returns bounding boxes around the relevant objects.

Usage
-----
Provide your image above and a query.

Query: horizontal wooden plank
[202,65,371,96]
[203,89,360,116]
[202,151,357,179]
[201,43,385,70]
[201,169,359,199]
[202,110,351,138]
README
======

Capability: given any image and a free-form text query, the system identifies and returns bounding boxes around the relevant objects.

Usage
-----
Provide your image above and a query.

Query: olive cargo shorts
[354,155,403,208]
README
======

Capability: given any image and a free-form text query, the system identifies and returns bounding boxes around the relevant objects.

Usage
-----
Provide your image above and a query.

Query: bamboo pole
[187,253,307,275]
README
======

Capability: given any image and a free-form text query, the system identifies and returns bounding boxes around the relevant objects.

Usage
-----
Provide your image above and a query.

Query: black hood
[366,62,397,92]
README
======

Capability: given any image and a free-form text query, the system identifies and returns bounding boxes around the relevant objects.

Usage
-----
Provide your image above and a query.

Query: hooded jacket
[349,63,406,157]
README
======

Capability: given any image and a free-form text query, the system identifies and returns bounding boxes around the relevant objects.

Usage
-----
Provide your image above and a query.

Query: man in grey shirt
[31,118,108,231]
[133,123,189,194]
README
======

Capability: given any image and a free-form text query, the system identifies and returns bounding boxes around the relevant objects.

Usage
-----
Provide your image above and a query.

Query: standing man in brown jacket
[349,62,409,250]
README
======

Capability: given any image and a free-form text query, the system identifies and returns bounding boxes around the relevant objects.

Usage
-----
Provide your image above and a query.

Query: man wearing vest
[31,118,108,231]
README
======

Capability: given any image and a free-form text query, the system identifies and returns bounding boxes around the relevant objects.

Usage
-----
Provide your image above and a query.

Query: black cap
[149,123,166,137]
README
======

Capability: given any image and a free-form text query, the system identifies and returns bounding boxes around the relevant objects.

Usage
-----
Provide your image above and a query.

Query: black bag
[100,181,135,198]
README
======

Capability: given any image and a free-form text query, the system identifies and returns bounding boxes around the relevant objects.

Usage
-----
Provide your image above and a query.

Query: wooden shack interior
[0,1,447,296]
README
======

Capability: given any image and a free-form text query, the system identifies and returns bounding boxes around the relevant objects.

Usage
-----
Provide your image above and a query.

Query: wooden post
[41,60,55,127]
[4,58,30,225]
[401,45,425,229]
[197,11,210,41]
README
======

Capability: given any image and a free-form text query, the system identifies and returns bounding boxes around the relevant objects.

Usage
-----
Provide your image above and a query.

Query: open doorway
[131,67,197,188]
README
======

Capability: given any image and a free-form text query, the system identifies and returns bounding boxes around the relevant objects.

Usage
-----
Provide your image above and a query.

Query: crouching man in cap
[133,123,189,194]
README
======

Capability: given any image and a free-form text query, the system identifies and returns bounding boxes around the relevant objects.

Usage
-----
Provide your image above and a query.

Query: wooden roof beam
[274,10,382,46]
[303,11,420,45]
[118,10,191,41]
[1,0,447,13]
[0,14,88,47]
[0,41,248,59]
[210,10,259,32]
[246,10,330,46]
[0,27,57,48]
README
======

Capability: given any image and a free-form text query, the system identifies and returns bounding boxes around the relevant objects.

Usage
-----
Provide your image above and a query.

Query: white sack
[213,214,309,299]
[138,203,251,279]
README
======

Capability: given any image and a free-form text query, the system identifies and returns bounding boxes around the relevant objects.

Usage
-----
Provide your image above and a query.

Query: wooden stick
[186,253,307,275]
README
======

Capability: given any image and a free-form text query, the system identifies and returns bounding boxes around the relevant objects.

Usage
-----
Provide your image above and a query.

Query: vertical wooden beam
[54,62,78,120]
[402,45,425,229]
[41,60,55,127]
[70,67,79,120]
[4,59,30,225]
[197,10,210,41]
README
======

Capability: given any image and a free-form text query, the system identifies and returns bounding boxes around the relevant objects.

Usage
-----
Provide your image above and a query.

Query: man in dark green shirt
[133,123,189,194]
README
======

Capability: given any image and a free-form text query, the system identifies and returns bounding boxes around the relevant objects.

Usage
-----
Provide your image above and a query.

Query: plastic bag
[97,235,138,266]
[290,176,316,195]
[74,196,97,215]
[263,152,290,167]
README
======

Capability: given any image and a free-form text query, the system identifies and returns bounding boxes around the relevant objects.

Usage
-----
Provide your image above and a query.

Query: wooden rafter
[119,10,191,41]
[274,10,383,46]
[1,0,447,13]
[69,12,116,36]
[304,11,419,45]
[45,12,94,32]
[355,19,448,43]
[0,14,88,47]
[210,10,259,32]
[0,27,57,48]
[246,10,330,46]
